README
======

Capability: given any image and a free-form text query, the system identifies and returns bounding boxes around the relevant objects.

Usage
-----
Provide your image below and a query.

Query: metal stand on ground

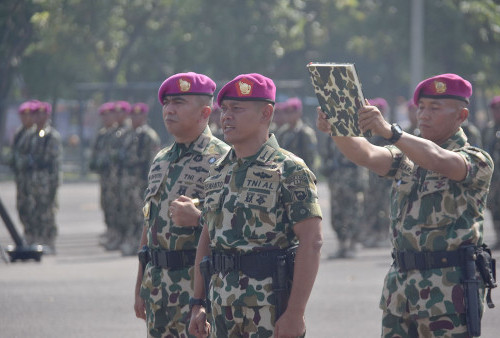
[0,242,9,263]
[0,197,43,262]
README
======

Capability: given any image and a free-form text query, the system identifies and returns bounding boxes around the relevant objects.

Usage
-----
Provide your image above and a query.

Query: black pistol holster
[208,245,297,319]
[138,245,151,274]
[199,255,213,313]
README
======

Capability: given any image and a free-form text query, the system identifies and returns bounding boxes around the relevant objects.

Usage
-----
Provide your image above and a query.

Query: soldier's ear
[260,103,274,124]
[200,105,212,119]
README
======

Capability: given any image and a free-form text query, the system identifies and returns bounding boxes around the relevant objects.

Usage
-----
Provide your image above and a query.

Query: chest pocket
[413,173,456,228]
[237,168,280,241]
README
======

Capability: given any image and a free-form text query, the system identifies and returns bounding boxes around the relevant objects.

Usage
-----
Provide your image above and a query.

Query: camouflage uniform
[140,127,229,338]
[104,122,134,250]
[482,120,500,248]
[276,119,318,172]
[25,124,62,248]
[8,125,36,230]
[89,125,116,232]
[379,128,493,336]
[119,123,160,254]
[364,135,392,247]
[202,134,322,337]
[319,136,368,257]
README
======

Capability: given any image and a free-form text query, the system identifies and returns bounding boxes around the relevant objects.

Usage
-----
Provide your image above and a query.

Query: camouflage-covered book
[307,62,368,137]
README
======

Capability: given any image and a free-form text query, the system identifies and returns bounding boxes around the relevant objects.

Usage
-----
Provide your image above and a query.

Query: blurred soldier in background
[134,72,229,337]
[405,101,420,136]
[7,101,37,232]
[320,136,368,258]
[270,101,286,133]
[276,97,318,172]
[209,102,224,140]
[104,100,133,251]
[119,102,160,256]
[483,96,500,249]
[461,115,483,148]
[89,102,117,245]
[25,101,62,254]
[363,97,391,248]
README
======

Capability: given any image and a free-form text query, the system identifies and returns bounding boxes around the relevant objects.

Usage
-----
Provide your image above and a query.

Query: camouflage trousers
[144,302,193,338]
[211,304,275,338]
[381,311,469,338]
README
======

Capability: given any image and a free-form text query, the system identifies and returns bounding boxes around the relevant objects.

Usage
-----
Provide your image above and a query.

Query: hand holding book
[307,63,371,137]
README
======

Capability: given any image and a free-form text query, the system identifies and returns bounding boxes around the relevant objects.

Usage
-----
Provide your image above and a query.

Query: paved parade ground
[1,180,499,337]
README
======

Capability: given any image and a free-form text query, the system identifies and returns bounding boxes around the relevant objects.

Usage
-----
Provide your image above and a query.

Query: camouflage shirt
[276,119,318,171]
[379,128,493,318]
[202,134,322,307]
[140,127,229,307]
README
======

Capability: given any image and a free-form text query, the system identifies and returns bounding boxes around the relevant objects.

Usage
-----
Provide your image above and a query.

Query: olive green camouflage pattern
[211,304,275,338]
[379,128,493,319]
[382,311,469,338]
[276,119,318,172]
[318,135,368,251]
[140,127,229,336]
[8,125,36,230]
[117,123,160,248]
[307,63,367,137]
[24,125,62,247]
[202,134,322,309]
[482,121,500,222]
[89,125,117,229]
[364,135,391,247]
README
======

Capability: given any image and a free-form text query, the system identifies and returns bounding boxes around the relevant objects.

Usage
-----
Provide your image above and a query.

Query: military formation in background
[7,100,62,254]
[5,90,500,262]
[89,100,160,256]
[484,96,500,250]
[275,97,318,172]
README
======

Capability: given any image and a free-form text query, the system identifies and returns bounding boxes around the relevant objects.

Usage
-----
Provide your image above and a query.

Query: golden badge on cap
[237,78,253,96]
[179,78,191,92]
[434,81,446,94]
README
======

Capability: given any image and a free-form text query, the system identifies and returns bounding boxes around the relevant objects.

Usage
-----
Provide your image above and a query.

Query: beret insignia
[434,81,446,94]
[236,78,253,96]
[179,78,191,92]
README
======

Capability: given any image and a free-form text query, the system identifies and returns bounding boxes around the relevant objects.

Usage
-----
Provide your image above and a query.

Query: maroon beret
[489,96,500,108]
[413,73,472,105]
[115,101,132,114]
[368,98,389,113]
[158,72,216,104]
[287,97,303,111]
[18,101,35,114]
[132,102,149,114]
[217,73,276,107]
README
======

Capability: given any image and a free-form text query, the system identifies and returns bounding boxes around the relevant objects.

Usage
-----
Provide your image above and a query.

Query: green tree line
[2,0,500,142]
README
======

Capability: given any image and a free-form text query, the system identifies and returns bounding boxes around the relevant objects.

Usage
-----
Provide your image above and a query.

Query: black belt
[392,249,465,272]
[150,249,196,270]
[211,247,296,280]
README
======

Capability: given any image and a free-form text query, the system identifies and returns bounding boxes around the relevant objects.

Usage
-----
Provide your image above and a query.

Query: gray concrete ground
[0,180,499,337]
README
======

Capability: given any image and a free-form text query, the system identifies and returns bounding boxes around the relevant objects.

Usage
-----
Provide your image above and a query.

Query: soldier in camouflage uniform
[25,101,62,253]
[104,101,134,251]
[119,103,161,256]
[317,73,493,337]
[276,97,318,172]
[189,74,323,338]
[8,101,37,231]
[134,73,229,338]
[319,135,368,258]
[363,98,392,248]
[89,102,118,244]
[483,96,500,249]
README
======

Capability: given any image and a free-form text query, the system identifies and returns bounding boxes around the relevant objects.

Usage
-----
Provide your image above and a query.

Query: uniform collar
[168,126,213,161]
[215,133,279,170]
[440,127,467,150]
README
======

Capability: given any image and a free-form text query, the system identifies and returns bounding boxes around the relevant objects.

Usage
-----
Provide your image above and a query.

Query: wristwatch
[386,123,403,144]
[189,297,207,310]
